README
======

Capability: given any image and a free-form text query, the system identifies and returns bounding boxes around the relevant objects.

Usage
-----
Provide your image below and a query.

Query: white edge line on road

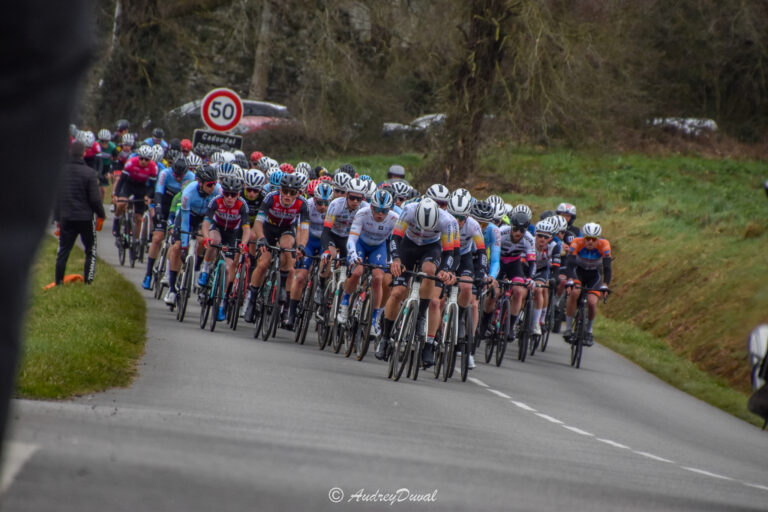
[743,482,768,492]
[562,425,593,436]
[634,451,675,464]
[1,442,39,495]
[596,438,631,450]
[487,389,511,399]
[468,377,489,388]
[534,413,563,424]
[681,466,734,481]
[510,401,536,412]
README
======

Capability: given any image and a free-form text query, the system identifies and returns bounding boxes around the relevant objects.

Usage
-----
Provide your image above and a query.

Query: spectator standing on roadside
[53,141,106,285]
[381,164,406,186]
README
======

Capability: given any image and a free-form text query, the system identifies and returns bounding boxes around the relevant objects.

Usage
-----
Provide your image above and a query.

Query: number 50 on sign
[201,88,243,132]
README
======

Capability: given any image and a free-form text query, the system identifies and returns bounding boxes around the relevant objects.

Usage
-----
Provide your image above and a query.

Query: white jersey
[535,240,561,272]
[499,224,536,260]
[458,217,485,256]
[306,197,325,239]
[394,202,457,249]
[324,196,369,237]
[348,207,399,248]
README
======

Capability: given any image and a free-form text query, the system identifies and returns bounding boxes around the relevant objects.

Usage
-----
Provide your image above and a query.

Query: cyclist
[112,144,158,239]
[471,200,500,339]
[199,174,251,322]
[96,129,117,202]
[556,202,581,240]
[141,157,196,289]
[180,139,193,158]
[143,127,168,150]
[243,173,309,323]
[332,172,351,200]
[284,181,333,329]
[477,211,536,342]
[378,197,457,365]
[338,189,399,335]
[250,151,264,168]
[562,222,611,346]
[381,164,406,185]
[163,165,222,305]
[389,181,410,214]
[531,218,560,335]
[448,189,486,369]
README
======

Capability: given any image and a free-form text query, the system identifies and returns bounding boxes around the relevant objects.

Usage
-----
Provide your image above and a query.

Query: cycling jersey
[179,181,222,248]
[97,141,117,172]
[121,156,159,184]
[155,169,195,199]
[244,192,266,227]
[142,137,168,150]
[567,237,612,285]
[534,240,561,280]
[458,217,486,256]
[306,197,326,239]
[323,197,368,237]
[348,207,399,248]
[205,195,250,232]
[499,224,536,262]
[256,190,309,230]
[391,203,457,272]
[483,223,501,279]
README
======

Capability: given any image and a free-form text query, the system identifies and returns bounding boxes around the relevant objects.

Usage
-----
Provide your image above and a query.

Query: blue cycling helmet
[358,174,372,181]
[269,170,284,187]
[314,182,334,201]
[370,189,394,210]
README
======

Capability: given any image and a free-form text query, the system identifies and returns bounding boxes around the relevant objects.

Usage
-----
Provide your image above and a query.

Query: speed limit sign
[201,88,243,132]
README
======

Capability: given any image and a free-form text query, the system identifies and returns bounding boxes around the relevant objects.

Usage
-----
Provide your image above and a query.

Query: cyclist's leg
[278,231,295,300]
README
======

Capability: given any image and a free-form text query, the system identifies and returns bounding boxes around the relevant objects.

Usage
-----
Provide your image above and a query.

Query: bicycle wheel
[461,308,473,382]
[138,212,150,263]
[541,301,554,352]
[261,270,279,341]
[209,263,225,332]
[230,262,246,331]
[553,294,566,334]
[177,258,193,322]
[153,247,167,299]
[495,300,509,367]
[517,301,530,362]
[484,335,495,364]
[392,305,416,381]
[355,291,373,361]
[331,287,344,354]
[434,325,445,379]
[117,236,126,266]
[441,309,455,382]
[571,303,586,368]
[296,275,315,345]
[318,282,333,350]
[199,283,211,329]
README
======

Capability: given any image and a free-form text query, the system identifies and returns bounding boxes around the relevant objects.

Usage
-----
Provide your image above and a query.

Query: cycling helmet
[391,181,410,200]
[150,144,164,162]
[486,194,504,207]
[319,175,333,183]
[470,200,495,223]
[78,130,95,147]
[514,203,532,218]
[250,151,264,163]
[210,151,225,164]
[408,186,420,200]
[116,119,130,131]
[280,172,303,189]
[121,133,135,146]
[98,129,111,141]
[221,151,236,163]
[233,164,245,181]
[307,179,320,196]
[509,211,530,229]
[136,145,153,159]
[196,164,217,183]
[554,215,568,233]
[166,148,181,163]
[256,156,271,171]
[492,202,506,221]
[535,219,555,235]
[540,209,555,220]
[172,157,189,177]
[582,222,602,238]
[219,174,243,193]
[358,174,372,181]
[426,184,451,203]
[152,128,165,139]
[314,182,334,201]
[339,163,356,176]
[269,170,284,187]
[245,169,266,189]
[296,173,309,190]
[347,177,368,195]
[387,164,405,177]
[234,155,249,170]
[169,139,181,151]
[370,189,394,210]
[186,153,202,168]
[448,189,472,216]
[280,163,295,174]
[556,202,577,217]
[296,162,312,175]
[504,203,514,217]
[333,172,351,191]
[415,198,440,231]
[233,149,245,158]
[266,157,279,169]
[314,166,328,178]
[218,162,236,177]
[181,139,193,152]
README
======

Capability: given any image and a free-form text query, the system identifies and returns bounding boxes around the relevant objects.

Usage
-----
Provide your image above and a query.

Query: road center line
[1,441,39,495]
[487,389,511,399]
[596,438,631,450]
[634,451,674,463]
[534,413,563,424]
[468,377,489,388]
[562,425,593,436]
[510,401,536,412]
[743,482,768,492]
[681,466,734,481]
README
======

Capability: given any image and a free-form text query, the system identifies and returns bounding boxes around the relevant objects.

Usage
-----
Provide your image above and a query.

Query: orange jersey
[568,237,611,271]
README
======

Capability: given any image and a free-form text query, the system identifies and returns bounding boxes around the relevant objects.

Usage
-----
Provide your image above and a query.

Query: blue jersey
[179,181,222,247]
[143,138,169,150]
[155,169,195,197]
[483,223,501,279]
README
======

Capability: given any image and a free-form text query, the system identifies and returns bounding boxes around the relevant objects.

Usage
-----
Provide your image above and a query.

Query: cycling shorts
[172,213,203,246]
[533,267,550,282]
[298,235,322,270]
[391,237,441,287]
[575,267,602,296]
[353,239,387,267]
[327,232,349,259]
[209,225,239,253]
[263,222,296,247]
[456,251,474,278]
[499,258,525,283]
[117,181,150,215]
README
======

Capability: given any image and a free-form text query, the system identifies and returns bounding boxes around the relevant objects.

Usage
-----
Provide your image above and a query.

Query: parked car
[165,99,294,134]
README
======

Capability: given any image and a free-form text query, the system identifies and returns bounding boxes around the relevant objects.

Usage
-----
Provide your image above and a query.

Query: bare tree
[248,0,273,99]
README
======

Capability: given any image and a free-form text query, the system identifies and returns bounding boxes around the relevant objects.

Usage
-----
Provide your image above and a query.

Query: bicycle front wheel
[517,304,530,363]
[495,300,510,367]
[392,305,416,381]
[261,271,279,341]
[296,277,315,345]
[461,307,473,382]
[176,257,193,322]
[209,264,225,332]
[356,292,373,361]
[442,309,456,382]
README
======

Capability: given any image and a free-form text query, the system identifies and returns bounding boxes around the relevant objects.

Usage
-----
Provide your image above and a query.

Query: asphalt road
[2,227,767,511]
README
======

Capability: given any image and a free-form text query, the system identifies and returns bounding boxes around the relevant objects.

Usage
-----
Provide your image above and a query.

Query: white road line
[634,451,675,464]
[681,466,734,481]
[487,389,511,399]
[535,413,563,424]
[562,425,593,436]
[1,442,39,495]
[743,482,768,492]
[510,401,536,412]
[596,438,631,450]
[468,377,489,388]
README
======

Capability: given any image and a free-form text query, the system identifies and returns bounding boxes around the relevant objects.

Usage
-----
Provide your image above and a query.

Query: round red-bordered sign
[201,88,243,132]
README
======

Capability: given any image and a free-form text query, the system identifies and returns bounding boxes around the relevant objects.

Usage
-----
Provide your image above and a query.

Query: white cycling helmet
[426,183,451,203]
[535,219,556,235]
[151,144,165,163]
[231,163,244,180]
[297,173,310,190]
[296,162,312,176]
[347,177,368,195]
[554,215,568,233]
[504,203,514,217]
[210,151,225,164]
[365,180,377,200]
[233,149,246,159]
[78,130,95,147]
[186,153,202,168]
[415,197,440,231]
[256,156,271,172]
[97,129,111,141]
[556,202,577,217]
[121,133,135,146]
[492,201,506,221]
[244,169,266,189]
[221,151,236,163]
[513,204,532,223]
[582,222,602,238]
[333,172,352,191]
[391,181,410,200]
[136,145,153,159]
[448,189,472,216]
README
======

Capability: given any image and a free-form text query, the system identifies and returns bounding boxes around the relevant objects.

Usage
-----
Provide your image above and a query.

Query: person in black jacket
[53,140,106,285]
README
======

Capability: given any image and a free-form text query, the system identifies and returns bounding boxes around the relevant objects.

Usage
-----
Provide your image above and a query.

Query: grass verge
[17,236,146,399]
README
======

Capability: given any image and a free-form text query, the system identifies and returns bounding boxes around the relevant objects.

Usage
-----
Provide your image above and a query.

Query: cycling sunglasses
[511,226,525,233]
[333,188,346,195]
[584,236,598,242]
[222,191,239,198]
[536,233,551,239]
[372,207,390,214]
[315,200,330,207]
[139,157,150,162]
[203,180,217,187]
[281,188,300,196]
[347,194,364,202]
[245,187,261,194]
[454,214,467,222]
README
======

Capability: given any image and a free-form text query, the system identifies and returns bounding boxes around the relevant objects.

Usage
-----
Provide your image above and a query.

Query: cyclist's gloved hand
[321,250,331,262]
[202,238,212,248]
[238,242,248,252]
[599,284,609,292]
[525,278,534,289]
[296,244,305,258]
[256,237,267,249]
